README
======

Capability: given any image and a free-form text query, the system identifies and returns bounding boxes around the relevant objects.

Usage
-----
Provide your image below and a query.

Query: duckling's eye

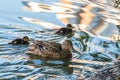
[24,38,28,41]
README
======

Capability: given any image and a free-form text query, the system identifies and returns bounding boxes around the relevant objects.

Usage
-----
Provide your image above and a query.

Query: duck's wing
[27,41,62,59]
[41,41,61,52]
[55,28,66,35]
[27,41,61,54]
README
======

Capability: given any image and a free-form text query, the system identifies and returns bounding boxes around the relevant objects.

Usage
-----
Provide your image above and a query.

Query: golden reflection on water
[23,1,75,13]
[78,5,95,25]
[57,0,72,24]
[22,0,120,39]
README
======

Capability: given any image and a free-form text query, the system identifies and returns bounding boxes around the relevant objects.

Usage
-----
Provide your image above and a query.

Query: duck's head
[66,24,74,29]
[61,40,72,51]
[23,36,29,42]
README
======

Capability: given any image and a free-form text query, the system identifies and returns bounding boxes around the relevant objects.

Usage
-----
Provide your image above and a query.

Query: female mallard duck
[27,40,72,61]
[8,36,30,45]
[55,24,74,37]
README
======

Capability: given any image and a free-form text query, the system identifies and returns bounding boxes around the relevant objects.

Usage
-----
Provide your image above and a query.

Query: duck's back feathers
[27,40,72,61]
[27,41,61,59]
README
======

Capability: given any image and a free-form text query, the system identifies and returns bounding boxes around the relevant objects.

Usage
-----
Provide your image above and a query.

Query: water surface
[0,0,120,80]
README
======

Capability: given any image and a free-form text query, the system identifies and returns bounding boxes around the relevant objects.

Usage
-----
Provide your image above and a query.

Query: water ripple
[0,0,120,79]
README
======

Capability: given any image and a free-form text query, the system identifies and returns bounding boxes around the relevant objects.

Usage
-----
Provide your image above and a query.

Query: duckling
[26,40,72,61]
[8,36,30,45]
[55,24,74,37]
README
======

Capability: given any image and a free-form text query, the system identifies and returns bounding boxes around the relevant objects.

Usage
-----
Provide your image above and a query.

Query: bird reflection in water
[26,53,73,75]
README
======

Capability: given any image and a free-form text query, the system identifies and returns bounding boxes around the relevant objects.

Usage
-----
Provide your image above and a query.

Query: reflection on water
[0,0,120,79]
[22,0,75,13]
[22,0,120,39]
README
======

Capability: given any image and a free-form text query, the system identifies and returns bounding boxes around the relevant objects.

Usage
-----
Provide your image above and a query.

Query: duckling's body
[55,28,73,36]
[55,24,74,37]
[27,40,72,61]
[8,36,29,45]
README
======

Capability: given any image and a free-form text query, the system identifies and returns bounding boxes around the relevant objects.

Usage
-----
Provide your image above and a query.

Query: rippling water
[0,0,120,80]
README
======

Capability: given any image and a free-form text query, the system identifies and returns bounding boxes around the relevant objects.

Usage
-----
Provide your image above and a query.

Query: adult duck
[26,40,72,61]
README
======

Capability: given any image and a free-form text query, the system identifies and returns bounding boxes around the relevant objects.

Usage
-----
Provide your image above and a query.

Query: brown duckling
[26,40,72,61]
[8,36,30,45]
[55,24,74,37]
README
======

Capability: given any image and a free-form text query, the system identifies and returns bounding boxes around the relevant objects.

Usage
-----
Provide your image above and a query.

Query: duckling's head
[23,36,29,42]
[61,40,72,51]
[66,24,74,29]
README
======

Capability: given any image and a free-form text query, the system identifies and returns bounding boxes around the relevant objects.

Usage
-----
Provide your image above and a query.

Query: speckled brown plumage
[27,40,72,61]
